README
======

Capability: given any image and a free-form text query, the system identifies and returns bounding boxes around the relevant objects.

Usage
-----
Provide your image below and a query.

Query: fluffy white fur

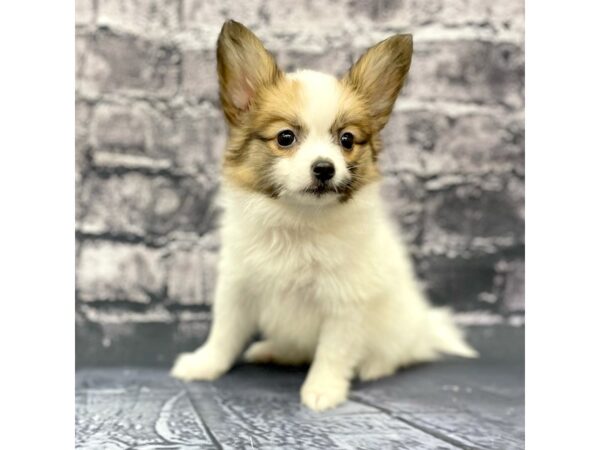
[171,60,477,412]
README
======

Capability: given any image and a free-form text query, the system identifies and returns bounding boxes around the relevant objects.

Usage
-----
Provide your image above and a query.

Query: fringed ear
[343,35,413,131]
[217,20,282,126]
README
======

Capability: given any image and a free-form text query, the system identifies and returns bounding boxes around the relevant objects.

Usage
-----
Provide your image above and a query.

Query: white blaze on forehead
[288,70,343,135]
[273,70,351,199]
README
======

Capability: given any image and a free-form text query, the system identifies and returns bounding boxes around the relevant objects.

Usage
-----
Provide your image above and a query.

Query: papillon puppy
[171,20,477,411]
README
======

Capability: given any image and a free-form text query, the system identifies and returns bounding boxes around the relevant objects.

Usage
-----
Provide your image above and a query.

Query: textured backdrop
[75,0,524,365]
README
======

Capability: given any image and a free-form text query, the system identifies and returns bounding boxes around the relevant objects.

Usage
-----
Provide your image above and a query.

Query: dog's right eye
[276,130,296,148]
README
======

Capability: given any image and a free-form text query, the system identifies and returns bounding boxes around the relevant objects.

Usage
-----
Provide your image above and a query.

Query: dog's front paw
[300,380,349,411]
[170,348,228,381]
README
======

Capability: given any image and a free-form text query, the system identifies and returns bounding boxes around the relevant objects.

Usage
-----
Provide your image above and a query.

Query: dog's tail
[428,307,479,358]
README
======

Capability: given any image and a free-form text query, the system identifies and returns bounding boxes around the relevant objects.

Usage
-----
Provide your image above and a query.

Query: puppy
[171,20,477,411]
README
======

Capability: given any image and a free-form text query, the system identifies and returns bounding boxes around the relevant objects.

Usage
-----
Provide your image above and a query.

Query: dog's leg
[170,276,255,381]
[300,314,362,411]
[243,340,310,366]
[357,357,397,381]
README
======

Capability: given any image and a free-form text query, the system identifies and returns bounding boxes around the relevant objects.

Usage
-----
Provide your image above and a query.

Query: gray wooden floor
[76,325,524,449]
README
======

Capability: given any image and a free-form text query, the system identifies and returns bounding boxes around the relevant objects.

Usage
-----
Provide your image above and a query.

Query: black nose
[311,159,335,183]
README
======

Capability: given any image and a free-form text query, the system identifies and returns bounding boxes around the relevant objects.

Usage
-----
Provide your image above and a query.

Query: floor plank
[76,385,215,448]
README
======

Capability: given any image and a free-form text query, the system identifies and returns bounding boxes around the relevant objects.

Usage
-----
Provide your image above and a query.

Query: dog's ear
[343,35,412,131]
[217,20,281,126]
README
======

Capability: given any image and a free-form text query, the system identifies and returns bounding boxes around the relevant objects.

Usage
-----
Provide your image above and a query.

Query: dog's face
[217,21,412,205]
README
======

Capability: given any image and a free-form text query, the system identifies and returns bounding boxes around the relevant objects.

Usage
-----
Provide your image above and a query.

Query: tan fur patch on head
[223,76,304,197]
[330,85,381,201]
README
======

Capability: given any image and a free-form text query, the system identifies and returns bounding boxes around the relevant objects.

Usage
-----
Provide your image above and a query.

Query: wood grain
[76,326,524,449]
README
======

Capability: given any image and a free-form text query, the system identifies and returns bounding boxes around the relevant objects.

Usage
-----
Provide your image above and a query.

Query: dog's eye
[276,130,296,148]
[340,132,354,150]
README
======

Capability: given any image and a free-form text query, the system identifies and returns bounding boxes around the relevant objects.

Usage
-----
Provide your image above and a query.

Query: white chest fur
[216,183,405,349]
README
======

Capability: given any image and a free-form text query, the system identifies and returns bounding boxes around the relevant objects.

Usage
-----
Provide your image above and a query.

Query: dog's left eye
[340,132,354,150]
[276,130,296,148]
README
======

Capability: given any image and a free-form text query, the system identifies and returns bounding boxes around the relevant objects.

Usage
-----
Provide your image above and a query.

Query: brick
[382,109,523,175]
[275,47,354,79]
[182,1,261,30]
[79,305,174,325]
[182,0,351,33]
[78,29,180,98]
[417,251,514,312]
[75,0,95,25]
[175,104,227,178]
[256,1,355,35]
[422,175,524,255]
[426,112,524,175]
[90,101,226,176]
[165,243,204,305]
[78,172,217,238]
[500,259,525,312]
[165,233,219,305]
[77,241,165,303]
[76,101,93,215]
[181,48,218,101]
[91,102,151,151]
[416,0,523,32]
[97,0,180,33]
[380,173,425,246]
[349,0,524,34]
[348,0,410,23]
[404,41,524,109]
[78,234,221,308]
[76,101,93,172]
[75,31,89,83]
[380,109,436,174]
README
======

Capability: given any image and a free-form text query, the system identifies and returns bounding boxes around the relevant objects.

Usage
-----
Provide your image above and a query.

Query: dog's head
[217,20,412,205]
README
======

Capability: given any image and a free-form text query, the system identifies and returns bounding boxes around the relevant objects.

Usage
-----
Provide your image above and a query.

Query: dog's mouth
[302,182,341,197]
[303,185,335,197]
[300,178,353,198]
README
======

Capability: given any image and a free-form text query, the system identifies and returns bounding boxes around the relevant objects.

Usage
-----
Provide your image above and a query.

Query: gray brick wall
[75,0,524,365]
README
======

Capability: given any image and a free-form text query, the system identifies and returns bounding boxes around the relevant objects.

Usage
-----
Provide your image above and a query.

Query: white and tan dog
[171,20,477,411]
